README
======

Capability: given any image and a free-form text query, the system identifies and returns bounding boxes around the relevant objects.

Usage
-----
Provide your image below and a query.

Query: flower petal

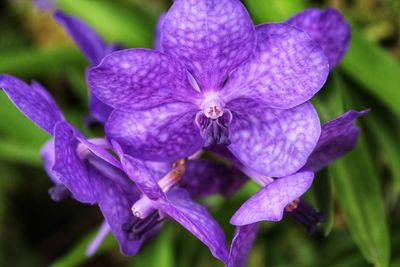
[156,188,229,263]
[54,11,107,65]
[88,49,201,112]
[222,23,329,109]
[161,0,256,91]
[287,8,351,69]
[227,99,321,177]
[154,13,166,51]
[119,153,166,200]
[87,161,145,256]
[52,122,95,204]
[228,224,259,267]
[305,109,369,172]
[106,103,203,162]
[0,75,64,134]
[181,160,248,198]
[230,170,314,225]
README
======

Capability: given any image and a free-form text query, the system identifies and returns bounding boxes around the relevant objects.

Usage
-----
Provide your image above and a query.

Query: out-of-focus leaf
[309,169,334,236]
[0,47,85,78]
[364,113,400,191]
[330,136,390,267]
[56,0,155,47]
[50,228,117,267]
[341,30,400,118]
[0,93,48,165]
[244,0,307,23]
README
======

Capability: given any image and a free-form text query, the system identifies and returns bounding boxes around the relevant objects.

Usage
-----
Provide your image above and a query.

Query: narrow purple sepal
[86,221,110,256]
[119,153,166,201]
[227,100,321,177]
[230,170,314,225]
[181,160,248,198]
[222,23,329,109]
[156,188,229,263]
[161,0,256,91]
[305,109,369,172]
[54,11,107,65]
[228,223,260,267]
[287,8,351,69]
[52,122,95,204]
[87,161,145,256]
[0,75,64,135]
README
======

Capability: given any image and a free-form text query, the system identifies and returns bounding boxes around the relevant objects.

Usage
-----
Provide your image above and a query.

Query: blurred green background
[0,0,399,266]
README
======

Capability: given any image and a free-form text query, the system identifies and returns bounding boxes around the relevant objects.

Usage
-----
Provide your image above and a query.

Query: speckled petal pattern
[222,23,329,109]
[230,170,314,225]
[227,99,321,177]
[52,122,95,204]
[306,110,368,172]
[287,8,351,69]
[88,49,202,111]
[181,160,248,198]
[0,75,64,135]
[106,103,203,162]
[87,162,145,256]
[120,153,166,200]
[54,11,106,65]
[157,188,229,263]
[161,0,256,91]
[228,223,260,267]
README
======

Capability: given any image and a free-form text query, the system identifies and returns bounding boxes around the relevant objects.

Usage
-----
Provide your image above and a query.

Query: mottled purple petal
[89,93,114,124]
[54,11,106,65]
[181,160,248,198]
[119,153,166,200]
[87,161,144,256]
[156,188,228,263]
[77,137,122,170]
[287,8,351,69]
[88,49,202,111]
[228,223,259,267]
[0,75,64,134]
[154,13,166,51]
[222,23,329,109]
[230,170,314,225]
[306,109,369,171]
[161,0,256,91]
[228,100,321,177]
[106,103,202,162]
[52,122,95,204]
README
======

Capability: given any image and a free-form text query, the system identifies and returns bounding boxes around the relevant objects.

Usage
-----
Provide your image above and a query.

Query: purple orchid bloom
[0,75,232,262]
[88,0,330,179]
[224,109,368,267]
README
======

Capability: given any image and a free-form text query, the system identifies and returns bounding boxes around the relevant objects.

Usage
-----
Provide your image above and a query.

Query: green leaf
[0,93,49,165]
[330,136,390,267]
[244,0,308,23]
[50,227,117,267]
[0,47,85,78]
[341,30,400,118]
[56,0,155,47]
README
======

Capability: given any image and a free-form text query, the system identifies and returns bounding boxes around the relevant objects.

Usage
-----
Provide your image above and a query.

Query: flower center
[197,93,232,146]
[122,211,163,240]
[131,159,187,218]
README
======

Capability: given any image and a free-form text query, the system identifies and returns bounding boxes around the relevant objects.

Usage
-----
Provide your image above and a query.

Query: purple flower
[0,75,230,262]
[224,109,368,267]
[88,0,330,178]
